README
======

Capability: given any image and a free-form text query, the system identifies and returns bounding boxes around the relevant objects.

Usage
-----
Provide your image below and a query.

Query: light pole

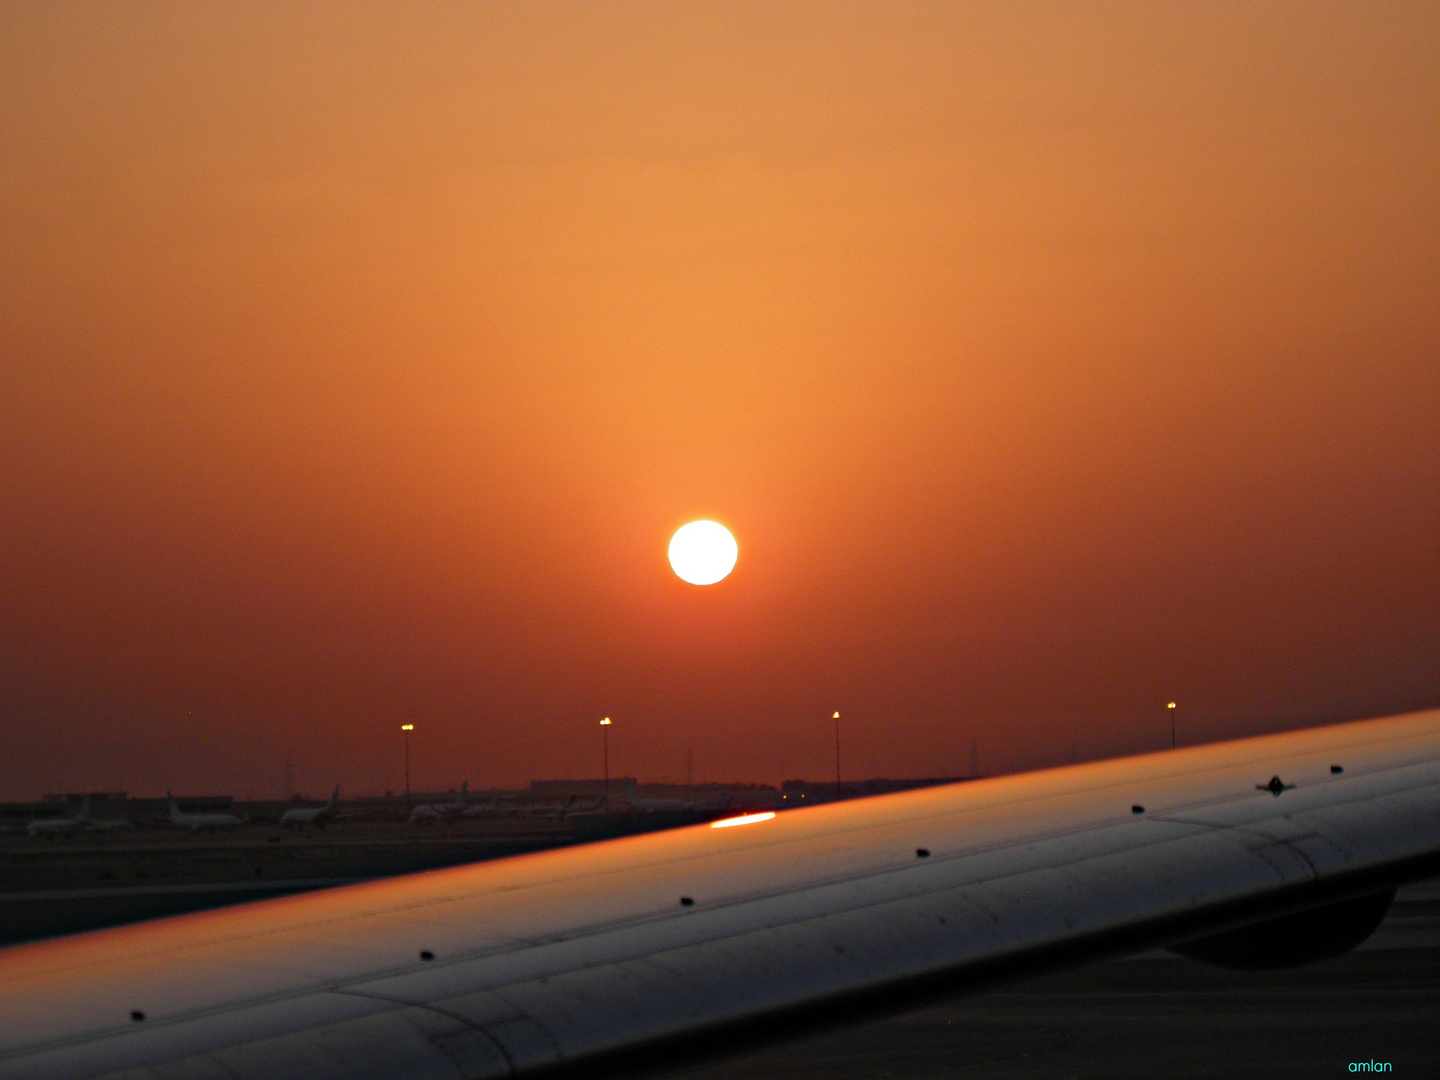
[401,724,414,808]
[600,717,611,805]
[833,711,841,801]
[1167,702,1177,749]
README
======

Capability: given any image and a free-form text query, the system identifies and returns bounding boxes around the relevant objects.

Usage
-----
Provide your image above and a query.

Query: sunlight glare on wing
[710,812,777,828]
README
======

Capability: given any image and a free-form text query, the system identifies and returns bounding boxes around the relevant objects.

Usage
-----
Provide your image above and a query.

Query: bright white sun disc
[668,521,738,585]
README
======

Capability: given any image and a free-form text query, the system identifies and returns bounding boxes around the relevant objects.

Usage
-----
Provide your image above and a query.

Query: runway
[0,821,573,945]
[667,878,1438,1080]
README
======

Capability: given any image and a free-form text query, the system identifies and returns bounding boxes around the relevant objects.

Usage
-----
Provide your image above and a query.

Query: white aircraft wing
[1,709,1436,1080]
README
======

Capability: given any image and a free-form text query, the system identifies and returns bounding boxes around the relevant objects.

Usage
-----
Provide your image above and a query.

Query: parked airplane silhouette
[25,795,134,838]
[25,795,91,839]
[166,793,242,831]
[408,782,468,823]
[278,786,340,829]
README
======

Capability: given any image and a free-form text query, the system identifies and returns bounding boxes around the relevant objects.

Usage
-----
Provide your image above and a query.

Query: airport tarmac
[0,820,576,944]
[0,810,729,944]
[666,878,1439,1080]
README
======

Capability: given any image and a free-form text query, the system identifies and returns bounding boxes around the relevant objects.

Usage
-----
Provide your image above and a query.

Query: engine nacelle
[1170,890,1394,970]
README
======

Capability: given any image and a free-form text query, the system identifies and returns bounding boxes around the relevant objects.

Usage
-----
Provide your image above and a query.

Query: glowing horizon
[0,4,1433,800]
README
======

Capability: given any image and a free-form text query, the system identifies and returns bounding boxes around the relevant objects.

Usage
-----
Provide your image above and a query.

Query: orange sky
[1,2,1436,799]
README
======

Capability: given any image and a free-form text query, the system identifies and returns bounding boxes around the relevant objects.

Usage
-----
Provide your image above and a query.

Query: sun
[668,521,738,585]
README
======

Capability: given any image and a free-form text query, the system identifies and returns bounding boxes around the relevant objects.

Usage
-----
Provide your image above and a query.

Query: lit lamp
[833,712,841,801]
[1167,702,1177,750]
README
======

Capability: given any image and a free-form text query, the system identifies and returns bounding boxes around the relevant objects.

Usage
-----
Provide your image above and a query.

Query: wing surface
[1,709,1436,1079]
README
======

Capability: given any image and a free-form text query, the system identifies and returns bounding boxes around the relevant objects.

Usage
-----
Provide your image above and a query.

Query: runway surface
[666,878,1438,1080]
[0,821,573,945]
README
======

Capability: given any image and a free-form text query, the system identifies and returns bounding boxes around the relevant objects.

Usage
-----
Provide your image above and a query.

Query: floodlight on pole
[600,717,612,804]
[1167,702,1177,750]
[833,712,841,801]
[400,724,414,808]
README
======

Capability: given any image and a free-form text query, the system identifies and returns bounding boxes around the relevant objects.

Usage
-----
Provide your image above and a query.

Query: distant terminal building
[527,779,780,801]
[42,792,129,805]
[529,778,639,799]
[631,782,775,799]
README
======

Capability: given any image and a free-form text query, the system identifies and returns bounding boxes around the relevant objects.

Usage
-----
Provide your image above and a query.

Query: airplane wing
[1,709,1436,1080]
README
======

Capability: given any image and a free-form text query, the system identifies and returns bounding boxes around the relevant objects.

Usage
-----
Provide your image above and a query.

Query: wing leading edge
[1,709,1436,1079]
